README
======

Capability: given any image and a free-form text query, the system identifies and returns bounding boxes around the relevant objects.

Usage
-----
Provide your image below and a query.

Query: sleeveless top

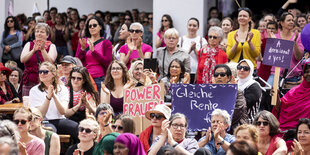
[44,130,53,155]
[54,29,67,47]
[110,92,123,114]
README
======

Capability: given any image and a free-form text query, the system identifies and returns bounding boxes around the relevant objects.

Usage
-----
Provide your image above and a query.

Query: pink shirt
[119,43,153,69]
[157,31,166,47]
[23,136,45,155]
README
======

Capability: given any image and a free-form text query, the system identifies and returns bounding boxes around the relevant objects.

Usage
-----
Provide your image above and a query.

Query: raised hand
[291,139,304,155]
[79,38,87,51]
[189,41,196,53]
[183,72,190,84]
[47,85,54,99]
[161,119,170,136]
[234,32,239,43]
[136,37,142,49]
[87,39,94,52]
[127,37,136,52]
[101,82,109,94]
[247,32,254,42]
[294,31,299,42]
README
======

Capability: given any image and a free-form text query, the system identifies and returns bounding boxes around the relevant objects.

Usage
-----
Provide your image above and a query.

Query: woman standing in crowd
[237,59,262,123]
[119,22,152,69]
[112,114,135,134]
[71,18,86,54]
[226,8,261,69]
[254,110,287,155]
[198,109,235,155]
[76,16,113,92]
[23,18,36,45]
[13,107,45,155]
[1,16,23,68]
[29,107,60,155]
[155,14,174,48]
[51,13,69,58]
[114,133,146,155]
[156,28,190,81]
[65,67,99,123]
[296,14,307,32]
[179,17,207,83]
[65,118,99,155]
[20,23,57,96]
[9,67,22,92]
[29,61,78,142]
[101,60,129,114]
[95,103,114,141]
[0,64,20,104]
[196,26,228,84]
[149,113,199,154]
[140,104,171,153]
[113,23,131,60]
[220,17,234,51]
[290,118,310,155]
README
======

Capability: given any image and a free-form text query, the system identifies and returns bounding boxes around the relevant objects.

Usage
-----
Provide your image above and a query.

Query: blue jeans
[94,76,105,96]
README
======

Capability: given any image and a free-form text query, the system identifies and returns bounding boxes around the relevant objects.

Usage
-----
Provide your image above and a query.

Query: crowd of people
[0,0,310,154]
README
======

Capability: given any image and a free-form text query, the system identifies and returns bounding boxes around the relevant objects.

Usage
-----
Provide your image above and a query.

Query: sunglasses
[71,76,83,81]
[150,113,165,120]
[256,121,269,126]
[88,24,98,28]
[208,35,218,39]
[111,125,124,131]
[0,70,7,75]
[237,65,250,71]
[38,70,49,75]
[7,20,14,23]
[161,19,168,22]
[14,119,28,125]
[214,72,226,77]
[129,29,142,33]
[78,127,93,133]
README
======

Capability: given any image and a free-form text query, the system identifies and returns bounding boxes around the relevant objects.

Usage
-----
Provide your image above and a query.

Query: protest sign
[171,84,238,131]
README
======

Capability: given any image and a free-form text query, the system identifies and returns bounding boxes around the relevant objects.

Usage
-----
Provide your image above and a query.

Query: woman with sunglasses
[29,107,60,155]
[13,107,45,155]
[113,23,131,60]
[65,67,99,123]
[1,16,23,68]
[20,23,57,96]
[140,104,171,153]
[253,110,287,155]
[289,118,310,155]
[237,59,262,123]
[149,113,199,154]
[155,14,174,48]
[29,61,79,143]
[112,114,135,134]
[196,26,228,84]
[119,22,152,69]
[0,63,20,104]
[65,118,99,155]
[226,8,261,69]
[95,103,114,141]
[76,16,112,92]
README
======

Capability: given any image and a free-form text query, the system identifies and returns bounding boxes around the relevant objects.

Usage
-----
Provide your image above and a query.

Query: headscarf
[93,132,120,155]
[201,45,220,83]
[128,60,152,86]
[237,59,256,91]
[114,133,146,155]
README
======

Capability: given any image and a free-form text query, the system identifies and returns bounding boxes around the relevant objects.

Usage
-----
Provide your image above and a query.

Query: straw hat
[145,104,171,120]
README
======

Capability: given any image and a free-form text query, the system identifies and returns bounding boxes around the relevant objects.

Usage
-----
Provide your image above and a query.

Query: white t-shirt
[178,36,207,73]
[29,84,69,120]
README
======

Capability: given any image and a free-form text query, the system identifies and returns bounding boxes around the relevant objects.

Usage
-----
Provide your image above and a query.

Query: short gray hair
[0,136,18,155]
[130,22,144,33]
[208,26,224,39]
[35,16,45,23]
[164,28,179,39]
[208,18,221,26]
[211,109,231,126]
[35,23,50,36]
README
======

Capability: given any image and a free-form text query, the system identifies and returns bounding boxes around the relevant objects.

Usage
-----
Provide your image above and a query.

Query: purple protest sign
[171,84,237,131]
[262,38,294,69]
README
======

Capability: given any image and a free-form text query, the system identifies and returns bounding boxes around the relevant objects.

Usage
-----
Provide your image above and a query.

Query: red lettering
[123,104,128,114]
[140,103,146,115]
[137,88,145,100]
[134,103,141,116]
[125,90,130,102]
[148,102,154,111]
[146,86,152,99]
[153,84,161,100]
[129,104,134,116]
[130,89,137,101]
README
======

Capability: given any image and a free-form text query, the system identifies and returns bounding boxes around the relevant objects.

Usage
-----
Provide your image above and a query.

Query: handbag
[2,32,22,61]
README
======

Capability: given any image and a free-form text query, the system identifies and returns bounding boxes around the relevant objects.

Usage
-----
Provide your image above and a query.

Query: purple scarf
[114,133,146,155]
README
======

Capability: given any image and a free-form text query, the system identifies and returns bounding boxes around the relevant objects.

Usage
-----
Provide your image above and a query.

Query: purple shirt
[119,43,152,69]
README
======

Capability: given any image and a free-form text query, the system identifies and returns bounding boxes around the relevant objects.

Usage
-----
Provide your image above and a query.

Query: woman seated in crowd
[113,23,131,60]
[198,109,235,155]
[149,113,199,154]
[160,59,190,102]
[220,17,234,51]
[95,103,114,141]
[93,132,120,155]
[20,23,57,96]
[8,67,22,92]
[101,60,130,114]
[213,64,248,133]
[112,114,135,134]
[290,118,310,155]
[65,67,99,123]
[128,60,157,87]
[29,61,79,143]
[59,55,76,85]
[155,14,174,48]
[196,26,228,84]
[65,118,99,155]
[254,110,287,155]
[156,28,190,81]
[237,59,262,123]
[234,124,258,145]
[13,107,45,155]
[139,104,171,153]
[227,140,258,155]
[114,133,146,155]
[0,64,20,104]
[119,22,153,69]
[179,17,207,83]
[29,107,60,155]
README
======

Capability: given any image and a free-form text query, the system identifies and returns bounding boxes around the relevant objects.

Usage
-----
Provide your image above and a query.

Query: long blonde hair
[38,61,60,93]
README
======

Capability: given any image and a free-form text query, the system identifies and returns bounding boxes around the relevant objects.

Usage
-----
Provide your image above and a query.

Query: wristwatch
[217,139,225,145]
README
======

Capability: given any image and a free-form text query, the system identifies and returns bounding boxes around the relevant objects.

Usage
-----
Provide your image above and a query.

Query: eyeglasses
[150,113,165,120]
[148,17,153,20]
[162,19,168,22]
[256,121,269,126]
[78,127,93,133]
[7,20,14,23]
[13,119,28,125]
[71,76,83,81]
[111,67,122,71]
[171,123,186,130]
[88,24,98,28]
[214,72,226,77]
[237,65,250,71]
[0,70,7,75]
[208,35,218,39]
[38,70,49,75]
[129,29,142,33]
[98,111,107,115]
[111,125,124,131]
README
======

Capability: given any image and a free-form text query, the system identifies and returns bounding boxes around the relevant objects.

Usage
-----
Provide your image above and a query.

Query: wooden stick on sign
[271,67,280,105]
[234,0,241,8]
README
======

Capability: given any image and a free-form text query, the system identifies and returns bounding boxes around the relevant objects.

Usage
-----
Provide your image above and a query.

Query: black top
[65,142,97,155]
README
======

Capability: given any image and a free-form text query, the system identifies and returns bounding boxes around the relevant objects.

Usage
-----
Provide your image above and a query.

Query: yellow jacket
[226,29,261,69]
